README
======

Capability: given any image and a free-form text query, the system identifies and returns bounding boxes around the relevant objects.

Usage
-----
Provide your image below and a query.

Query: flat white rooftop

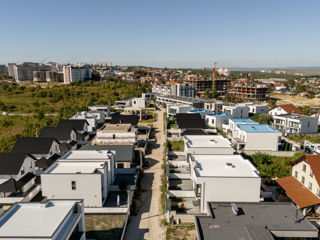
[60,150,113,160]
[185,135,232,149]
[192,155,259,177]
[0,200,77,238]
[46,161,103,174]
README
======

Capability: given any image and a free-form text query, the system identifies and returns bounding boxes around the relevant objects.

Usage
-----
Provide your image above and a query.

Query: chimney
[212,62,217,91]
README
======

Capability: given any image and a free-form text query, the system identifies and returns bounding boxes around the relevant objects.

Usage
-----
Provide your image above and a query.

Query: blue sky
[0,0,319,68]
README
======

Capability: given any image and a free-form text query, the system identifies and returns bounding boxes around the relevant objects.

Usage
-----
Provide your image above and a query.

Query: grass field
[0,80,150,151]
[271,93,320,107]
[288,134,320,144]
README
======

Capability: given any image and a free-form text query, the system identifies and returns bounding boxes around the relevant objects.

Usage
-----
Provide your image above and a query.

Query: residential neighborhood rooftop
[191,155,259,177]
[60,150,113,161]
[0,200,79,238]
[100,123,133,132]
[196,202,318,240]
[237,124,280,133]
[185,135,232,149]
[45,161,104,174]
[230,118,256,123]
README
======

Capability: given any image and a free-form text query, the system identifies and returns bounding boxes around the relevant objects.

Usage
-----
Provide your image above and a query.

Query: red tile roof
[279,104,302,114]
[276,176,320,208]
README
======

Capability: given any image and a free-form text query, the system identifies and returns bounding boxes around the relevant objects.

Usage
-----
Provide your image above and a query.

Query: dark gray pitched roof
[39,127,75,141]
[0,179,22,193]
[176,113,205,129]
[79,145,133,162]
[58,119,88,131]
[11,137,59,154]
[110,115,139,126]
[0,153,35,175]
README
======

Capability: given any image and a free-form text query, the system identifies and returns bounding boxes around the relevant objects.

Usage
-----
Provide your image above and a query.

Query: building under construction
[229,84,270,101]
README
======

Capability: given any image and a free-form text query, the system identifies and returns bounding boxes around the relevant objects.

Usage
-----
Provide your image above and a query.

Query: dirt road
[124,110,166,240]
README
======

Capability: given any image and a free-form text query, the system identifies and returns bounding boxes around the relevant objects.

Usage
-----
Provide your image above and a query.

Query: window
[71,181,76,190]
[308,182,312,191]
[29,161,32,169]
[112,134,116,139]
[301,176,305,184]
[302,164,306,172]
[308,121,310,128]
[117,163,124,168]
[21,166,25,175]
[211,119,214,124]
[310,170,313,178]
[317,188,320,197]
[294,170,298,178]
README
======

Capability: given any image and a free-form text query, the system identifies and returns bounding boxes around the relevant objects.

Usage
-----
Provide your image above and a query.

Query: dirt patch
[85,214,126,240]
[166,224,197,240]
[271,93,320,107]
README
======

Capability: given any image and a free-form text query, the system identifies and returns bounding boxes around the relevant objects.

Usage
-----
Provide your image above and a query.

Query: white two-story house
[277,155,320,214]
[189,154,261,213]
[272,114,318,135]
[41,151,114,208]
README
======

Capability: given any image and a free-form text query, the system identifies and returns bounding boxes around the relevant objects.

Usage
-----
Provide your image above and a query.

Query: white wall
[197,176,261,213]
[269,107,288,116]
[242,132,281,151]
[206,115,231,129]
[41,174,103,207]
[132,98,146,108]
[292,161,320,197]
[185,146,234,155]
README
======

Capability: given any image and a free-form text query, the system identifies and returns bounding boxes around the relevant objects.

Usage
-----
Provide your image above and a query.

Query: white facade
[70,112,99,132]
[205,113,231,129]
[234,124,281,151]
[172,84,195,97]
[167,104,192,118]
[190,154,260,213]
[246,103,269,114]
[152,84,172,96]
[222,104,249,118]
[0,200,86,240]
[41,161,109,208]
[59,150,116,187]
[142,92,156,100]
[63,65,92,84]
[132,98,146,108]
[184,135,234,155]
[292,160,320,200]
[272,114,318,135]
[227,118,258,138]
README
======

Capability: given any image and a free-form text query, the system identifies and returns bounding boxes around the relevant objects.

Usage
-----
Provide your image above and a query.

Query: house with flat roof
[222,103,249,118]
[80,144,134,169]
[0,200,86,240]
[272,114,318,135]
[190,155,260,213]
[41,158,110,208]
[184,135,234,155]
[195,202,318,240]
[167,104,192,118]
[276,155,320,214]
[93,124,136,145]
[205,113,231,129]
[246,103,269,115]
[226,118,258,137]
[58,150,115,187]
[232,124,281,151]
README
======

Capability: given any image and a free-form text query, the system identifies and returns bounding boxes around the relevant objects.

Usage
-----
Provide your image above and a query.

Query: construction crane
[212,62,217,91]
